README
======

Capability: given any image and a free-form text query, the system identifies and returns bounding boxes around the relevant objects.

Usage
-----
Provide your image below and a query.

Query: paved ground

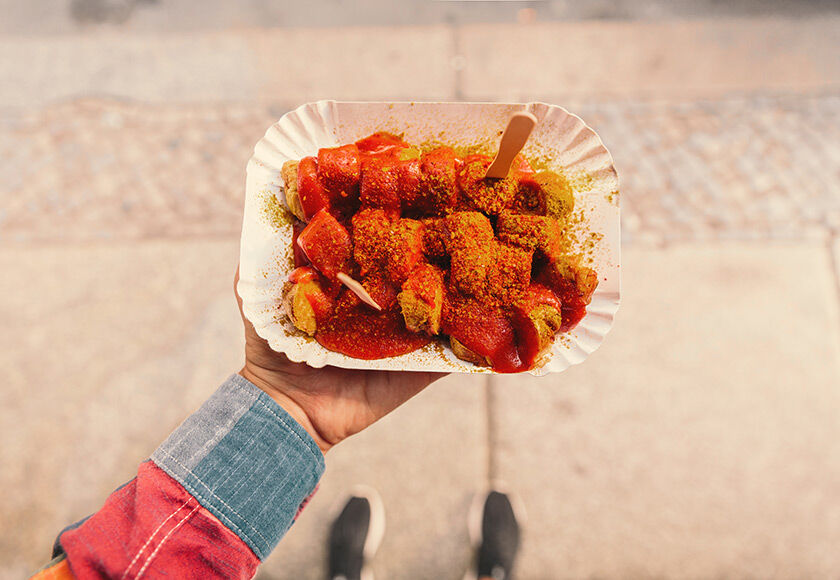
[1,12,840,580]
[3,95,839,245]
[492,244,840,579]
[3,0,839,33]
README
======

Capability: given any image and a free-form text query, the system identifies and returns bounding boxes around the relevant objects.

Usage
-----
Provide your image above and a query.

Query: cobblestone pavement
[583,94,840,245]
[2,94,838,245]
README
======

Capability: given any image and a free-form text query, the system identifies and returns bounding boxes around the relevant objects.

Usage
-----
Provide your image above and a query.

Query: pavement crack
[484,374,497,484]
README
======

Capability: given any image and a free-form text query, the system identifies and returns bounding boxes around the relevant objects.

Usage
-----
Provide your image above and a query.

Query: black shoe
[468,487,523,580]
[327,486,385,580]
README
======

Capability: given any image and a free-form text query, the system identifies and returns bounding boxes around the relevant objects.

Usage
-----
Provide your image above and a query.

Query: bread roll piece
[398,264,444,335]
[544,253,598,305]
[450,336,490,367]
[282,267,334,336]
[283,281,317,335]
[535,171,574,219]
[281,160,305,221]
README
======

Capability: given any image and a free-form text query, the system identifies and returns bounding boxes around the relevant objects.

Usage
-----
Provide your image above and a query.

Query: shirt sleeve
[51,374,325,579]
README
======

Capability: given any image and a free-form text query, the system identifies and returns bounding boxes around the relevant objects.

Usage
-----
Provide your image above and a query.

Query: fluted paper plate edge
[238,101,620,375]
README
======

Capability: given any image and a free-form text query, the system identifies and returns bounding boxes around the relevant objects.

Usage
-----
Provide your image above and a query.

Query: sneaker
[467,486,524,580]
[327,486,385,580]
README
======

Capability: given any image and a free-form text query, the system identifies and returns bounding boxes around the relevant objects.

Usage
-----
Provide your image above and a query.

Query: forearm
[46,374,325,579]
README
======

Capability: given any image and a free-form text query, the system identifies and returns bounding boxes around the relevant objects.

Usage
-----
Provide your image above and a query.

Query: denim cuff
[151,374,325,560]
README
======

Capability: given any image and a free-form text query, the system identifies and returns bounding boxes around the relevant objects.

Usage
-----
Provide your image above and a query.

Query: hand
[235,268,447,454]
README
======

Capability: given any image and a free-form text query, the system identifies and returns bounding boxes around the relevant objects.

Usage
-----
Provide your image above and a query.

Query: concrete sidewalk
[2,238,837,579]
[1,18,839,110]
[2,16,840,580]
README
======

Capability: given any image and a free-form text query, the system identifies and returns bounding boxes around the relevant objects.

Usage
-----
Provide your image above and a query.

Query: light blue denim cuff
[151,374,325,560]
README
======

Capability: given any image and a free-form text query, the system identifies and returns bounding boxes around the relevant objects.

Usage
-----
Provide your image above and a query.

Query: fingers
[235,265,263,341]
[383,370,449,410]
[427,372,449,384]
[234,264,261,340]
[234,266,245,316]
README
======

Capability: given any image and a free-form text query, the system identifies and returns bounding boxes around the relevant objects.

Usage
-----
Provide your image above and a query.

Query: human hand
[235,268,447,454]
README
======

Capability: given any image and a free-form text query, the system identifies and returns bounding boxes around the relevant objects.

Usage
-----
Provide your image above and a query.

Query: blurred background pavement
[1,1,839,578]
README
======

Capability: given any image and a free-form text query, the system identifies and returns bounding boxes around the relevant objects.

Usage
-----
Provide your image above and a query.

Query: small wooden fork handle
[484,111,538,179]
[337,272,382,311]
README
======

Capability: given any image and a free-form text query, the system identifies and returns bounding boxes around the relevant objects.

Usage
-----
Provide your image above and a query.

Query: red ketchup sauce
[288,267,336,324]
[316,288,430,360]
[510,284,563,368]
[441,293,526,374]
[297,156,331,219]
[552,278,588,333]
[287,132,593,371]
[291,221,309,268]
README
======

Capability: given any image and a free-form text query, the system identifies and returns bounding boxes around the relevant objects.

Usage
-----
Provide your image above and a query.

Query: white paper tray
[237,101,620,375]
